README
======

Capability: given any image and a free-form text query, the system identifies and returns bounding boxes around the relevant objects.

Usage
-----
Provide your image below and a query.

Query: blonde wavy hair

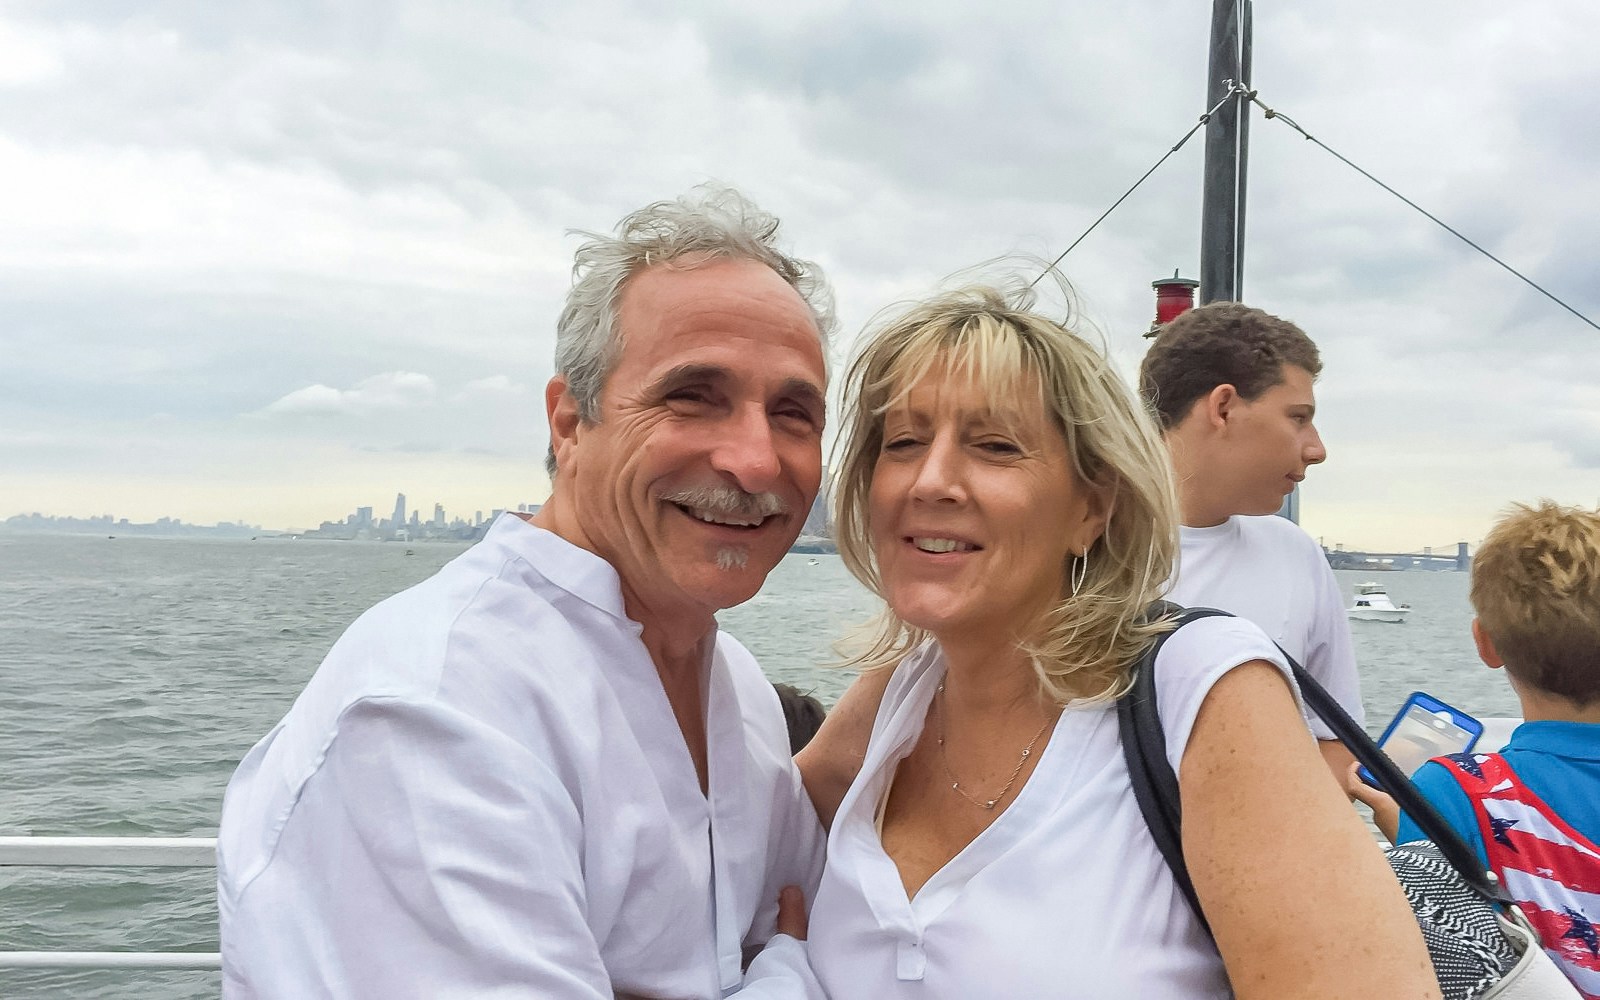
[1471,500,1600,706]
[832,280,1180,704]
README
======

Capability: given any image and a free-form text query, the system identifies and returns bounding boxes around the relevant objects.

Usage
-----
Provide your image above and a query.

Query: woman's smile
[869,366,1102,645]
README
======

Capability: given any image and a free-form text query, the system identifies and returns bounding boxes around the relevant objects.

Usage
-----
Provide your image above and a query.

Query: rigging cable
[1030,88,1238,287]
[1243,88,1599,334]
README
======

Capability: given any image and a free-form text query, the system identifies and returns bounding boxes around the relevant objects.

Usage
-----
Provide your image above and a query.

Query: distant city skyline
[1,490,545,539]
[289,491,545,541]
[3,486,1478,557]
[3,474,844,539]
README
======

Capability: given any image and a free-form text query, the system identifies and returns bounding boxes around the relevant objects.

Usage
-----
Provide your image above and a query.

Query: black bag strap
[1288,655,1508,901]
[1117,602,1230,934]
[1116,602,1511,934]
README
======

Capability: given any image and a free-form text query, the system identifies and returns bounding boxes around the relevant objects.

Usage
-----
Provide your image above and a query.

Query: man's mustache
[659,486,789,520]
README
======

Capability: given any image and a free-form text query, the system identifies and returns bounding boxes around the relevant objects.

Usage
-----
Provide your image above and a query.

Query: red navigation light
[1147,271,1199,337]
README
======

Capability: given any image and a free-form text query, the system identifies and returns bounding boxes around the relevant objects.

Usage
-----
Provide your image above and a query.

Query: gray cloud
[258,371,437,417]
[2,0,1596,545]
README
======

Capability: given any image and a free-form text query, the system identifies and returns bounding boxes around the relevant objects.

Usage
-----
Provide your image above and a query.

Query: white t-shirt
[789,616,1293,999]
[217,515,824,1000]
[1168,514,1363,738]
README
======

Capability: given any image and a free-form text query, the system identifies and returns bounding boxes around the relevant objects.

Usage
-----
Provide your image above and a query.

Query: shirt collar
[1180,516,1243,542]
[483,513,633,626]
[1507,719,1600,761]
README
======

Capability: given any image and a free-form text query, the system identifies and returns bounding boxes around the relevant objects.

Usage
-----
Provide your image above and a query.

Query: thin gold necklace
[934,682,1056,810]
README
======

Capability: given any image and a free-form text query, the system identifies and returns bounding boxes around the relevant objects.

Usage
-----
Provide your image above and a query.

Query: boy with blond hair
[1354,501,1600,997]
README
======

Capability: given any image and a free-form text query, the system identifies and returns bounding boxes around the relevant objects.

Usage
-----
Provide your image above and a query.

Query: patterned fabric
[1439,752,1600,999]
[1386,842,1519,1000]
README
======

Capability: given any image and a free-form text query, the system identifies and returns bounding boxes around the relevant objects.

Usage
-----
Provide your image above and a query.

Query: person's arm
[1392,760,1487,864]
[226,698,614,999]
[744,689,827,953]
[1305,549,1366,783]
[733,887,828,999]
[1342,756,1486,858]
[1318,737,1359,782]
[1179,661,1440,1000]
[795,667,893,831]
[1343,761,1403,843]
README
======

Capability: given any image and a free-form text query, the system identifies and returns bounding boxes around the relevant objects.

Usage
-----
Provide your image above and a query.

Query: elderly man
[218,187,830,999]
[1140,301,1363,778]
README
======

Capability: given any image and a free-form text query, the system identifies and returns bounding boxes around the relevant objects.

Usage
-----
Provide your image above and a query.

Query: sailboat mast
[1236,0,1252,298]
[1199,0,1251,305]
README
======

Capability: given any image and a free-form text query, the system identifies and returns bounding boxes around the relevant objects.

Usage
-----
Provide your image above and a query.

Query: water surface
[0,535,1495,997]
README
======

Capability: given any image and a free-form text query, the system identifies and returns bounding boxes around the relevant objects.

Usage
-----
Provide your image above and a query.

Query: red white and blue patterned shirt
[1428,749,1600,998]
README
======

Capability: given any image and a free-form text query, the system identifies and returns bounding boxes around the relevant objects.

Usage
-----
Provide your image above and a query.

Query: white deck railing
[0,836,221,970]
[0,720,1524,972]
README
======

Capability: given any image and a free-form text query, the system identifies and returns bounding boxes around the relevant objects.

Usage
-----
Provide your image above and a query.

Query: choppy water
[0,534,1508,998]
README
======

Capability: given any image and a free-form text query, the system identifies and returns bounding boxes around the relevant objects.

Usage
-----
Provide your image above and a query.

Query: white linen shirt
[217,514,824,1000]
[796,616,1293,999]
[1168,513,1363,737]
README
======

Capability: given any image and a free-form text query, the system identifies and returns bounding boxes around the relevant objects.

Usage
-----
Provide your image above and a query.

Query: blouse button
[895,938,926,981]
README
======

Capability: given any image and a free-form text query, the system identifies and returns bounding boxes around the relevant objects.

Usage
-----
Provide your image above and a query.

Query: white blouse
[800,615,1293,999]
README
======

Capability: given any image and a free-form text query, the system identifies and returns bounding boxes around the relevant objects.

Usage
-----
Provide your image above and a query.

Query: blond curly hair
[1471,500,1600,706]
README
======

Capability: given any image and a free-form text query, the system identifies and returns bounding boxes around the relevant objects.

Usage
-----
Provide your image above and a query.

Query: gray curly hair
[546,184,837,477]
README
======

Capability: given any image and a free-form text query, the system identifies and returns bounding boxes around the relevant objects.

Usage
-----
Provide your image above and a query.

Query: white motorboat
[1349,582,1411,623]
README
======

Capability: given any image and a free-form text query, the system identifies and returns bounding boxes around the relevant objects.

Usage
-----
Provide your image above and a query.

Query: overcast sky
[3,1,1596,550]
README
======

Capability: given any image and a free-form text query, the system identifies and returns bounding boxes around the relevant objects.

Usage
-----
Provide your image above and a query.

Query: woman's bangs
[871,316,1039,421]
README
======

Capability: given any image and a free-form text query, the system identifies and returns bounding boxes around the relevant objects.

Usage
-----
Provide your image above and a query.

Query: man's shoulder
[1179,514,1315,566]
[1229,513,1320,547]
[263,531,620,768]
[1172,515,1340,627]
[1193,514,1326,565]
[220,539,643,884]
[334,532,578,680]
[1214,516,1339,607]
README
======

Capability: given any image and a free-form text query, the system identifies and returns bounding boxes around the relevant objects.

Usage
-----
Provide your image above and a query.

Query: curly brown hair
[1138,302,1321,429]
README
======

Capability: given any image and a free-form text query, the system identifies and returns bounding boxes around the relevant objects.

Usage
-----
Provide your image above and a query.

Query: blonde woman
[779,283,1437,998]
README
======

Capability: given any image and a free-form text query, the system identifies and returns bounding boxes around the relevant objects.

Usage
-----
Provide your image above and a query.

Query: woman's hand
[775,885,809,941]
[1180,660,1440,1000]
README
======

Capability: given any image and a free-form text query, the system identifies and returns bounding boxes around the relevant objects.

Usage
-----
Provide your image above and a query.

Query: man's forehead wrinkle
[633,275,818,336]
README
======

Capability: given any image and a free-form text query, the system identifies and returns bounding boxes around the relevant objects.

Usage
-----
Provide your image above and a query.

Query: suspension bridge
[1324,541,1471,572]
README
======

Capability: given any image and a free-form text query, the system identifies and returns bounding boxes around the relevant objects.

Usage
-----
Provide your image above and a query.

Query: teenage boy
[1140,302,1363,775]
[1353,501,1600,997]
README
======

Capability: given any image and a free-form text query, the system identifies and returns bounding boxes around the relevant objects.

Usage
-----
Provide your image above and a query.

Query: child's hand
[1341,761,1377,803]
[1343,762,1402,843]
